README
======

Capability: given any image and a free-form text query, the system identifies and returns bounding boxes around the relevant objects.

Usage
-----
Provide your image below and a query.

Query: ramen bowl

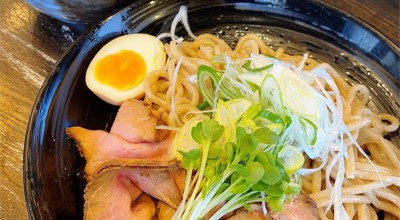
[24,0,399,219]
[25,0,132,23]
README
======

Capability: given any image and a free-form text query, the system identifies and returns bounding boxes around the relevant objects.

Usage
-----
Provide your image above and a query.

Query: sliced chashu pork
[66,99,176,181]
[67,99,183,219]
[67,127,175,181]
[227,194,319,220]
[110,99,157,143]
[84,166,183,220]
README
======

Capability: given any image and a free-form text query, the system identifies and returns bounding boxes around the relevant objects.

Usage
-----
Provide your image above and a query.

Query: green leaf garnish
[204,164,215,178]
[262,165,281,185]
[231,180,250,194]
[179,149,201,170]
[236,127,257,154]
[225,142,236,163]
[176,54,309,219]
[245,162,265,184]
[266,195,286,213]
[286,183,301,195]
[230,164,248,177]
[208,144,221,159]
[251,181,270,192]
[254,127,279,144]
[202,119,225,142]
[191,122,206,144]
[266,186,285,196]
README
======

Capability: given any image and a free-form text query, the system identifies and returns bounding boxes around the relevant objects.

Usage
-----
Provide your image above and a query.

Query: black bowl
[25,0,131,23]
[24,0,400,219]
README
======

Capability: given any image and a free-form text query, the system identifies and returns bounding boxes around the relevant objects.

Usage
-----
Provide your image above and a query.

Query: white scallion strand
[170,5,197,41]
[155,125,180,131]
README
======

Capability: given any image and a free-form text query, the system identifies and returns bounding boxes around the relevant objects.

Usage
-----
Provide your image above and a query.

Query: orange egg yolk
[94,50,147,91]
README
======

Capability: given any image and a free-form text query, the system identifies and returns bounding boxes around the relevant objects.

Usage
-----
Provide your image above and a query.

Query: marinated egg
[86,33,166,105]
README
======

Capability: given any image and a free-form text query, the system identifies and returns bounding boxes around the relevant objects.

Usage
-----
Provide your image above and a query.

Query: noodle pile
[143,33,400,219]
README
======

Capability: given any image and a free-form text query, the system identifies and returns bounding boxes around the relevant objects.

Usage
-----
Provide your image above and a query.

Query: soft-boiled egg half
[86,33,166,105]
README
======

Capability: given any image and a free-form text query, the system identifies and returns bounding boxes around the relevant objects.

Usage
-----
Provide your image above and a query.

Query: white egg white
[86,33,166,106]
